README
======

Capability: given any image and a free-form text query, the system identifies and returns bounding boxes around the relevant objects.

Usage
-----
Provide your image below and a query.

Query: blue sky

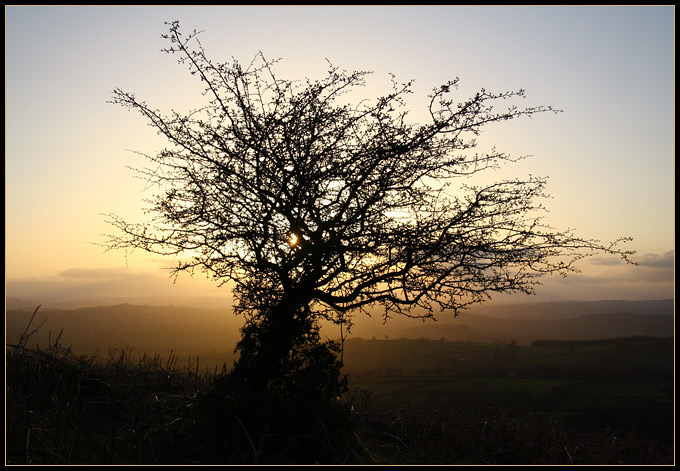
[5,5,674,305]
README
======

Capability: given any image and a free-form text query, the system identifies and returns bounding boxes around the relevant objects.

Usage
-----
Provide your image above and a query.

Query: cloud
[588,257,625,266]
[58,267,151,280]
[637,250,674,268]
[7,251,673,308]
[552,250,674,287]
[627,250,674,283]
[588,250,674,268]
[7,266,225,304]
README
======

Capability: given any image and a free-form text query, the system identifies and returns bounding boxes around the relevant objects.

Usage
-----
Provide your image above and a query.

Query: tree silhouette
[106,22,632,398]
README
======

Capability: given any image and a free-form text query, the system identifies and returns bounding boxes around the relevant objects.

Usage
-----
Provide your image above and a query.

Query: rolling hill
[397,311,674,345]
[5,299,673,356]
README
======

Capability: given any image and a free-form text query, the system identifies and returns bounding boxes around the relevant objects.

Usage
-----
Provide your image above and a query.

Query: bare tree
[106,22,632,392]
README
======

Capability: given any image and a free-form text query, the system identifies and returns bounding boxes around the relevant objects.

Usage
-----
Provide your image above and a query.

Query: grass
[351,393,672,465]
[352,376,670,406]
[5,309,674,465]
[6,309,213,465]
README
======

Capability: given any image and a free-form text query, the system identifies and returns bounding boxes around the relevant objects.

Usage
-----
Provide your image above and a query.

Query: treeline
[531,335,673,348]
[344,336,674,383]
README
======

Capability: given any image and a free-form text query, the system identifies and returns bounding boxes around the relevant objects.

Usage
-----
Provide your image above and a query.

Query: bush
[192,322,363,464]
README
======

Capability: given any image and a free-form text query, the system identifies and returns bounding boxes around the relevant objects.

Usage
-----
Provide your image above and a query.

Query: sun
[289,232,299,246]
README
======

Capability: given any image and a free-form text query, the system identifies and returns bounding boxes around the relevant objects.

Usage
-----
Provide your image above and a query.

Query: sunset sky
[5,6,674,308]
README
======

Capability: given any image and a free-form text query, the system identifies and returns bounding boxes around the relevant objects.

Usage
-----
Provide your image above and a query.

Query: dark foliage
[194,311,357,464]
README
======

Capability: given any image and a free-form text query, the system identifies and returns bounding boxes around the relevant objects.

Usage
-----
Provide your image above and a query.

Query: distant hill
[349,299,674,341]
[5,304,241,356]
[465,299,674,320]
[397,312,674,345]
[5,297,40,311]
[5,296,229,311]
[5,299,674,354]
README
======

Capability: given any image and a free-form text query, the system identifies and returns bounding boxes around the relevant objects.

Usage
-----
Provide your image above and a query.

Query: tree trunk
[232,296,312,394]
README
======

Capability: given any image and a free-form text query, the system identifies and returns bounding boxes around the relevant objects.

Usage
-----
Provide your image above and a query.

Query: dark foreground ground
[6,334,674,465]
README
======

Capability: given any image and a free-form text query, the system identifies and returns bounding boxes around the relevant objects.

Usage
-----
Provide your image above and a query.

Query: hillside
[5,304,241,357]
[397,312,674,345]
[5,299,673,355]
[465,299,674,319]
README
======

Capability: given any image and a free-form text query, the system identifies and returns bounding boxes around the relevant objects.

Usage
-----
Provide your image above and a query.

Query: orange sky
[5,6,674,308]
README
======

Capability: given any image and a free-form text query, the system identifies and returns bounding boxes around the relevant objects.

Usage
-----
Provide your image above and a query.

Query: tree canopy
[107,22,631,329]
[106,22,633,397]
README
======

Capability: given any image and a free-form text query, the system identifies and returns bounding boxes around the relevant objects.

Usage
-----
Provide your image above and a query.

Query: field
[343,337,674,442]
